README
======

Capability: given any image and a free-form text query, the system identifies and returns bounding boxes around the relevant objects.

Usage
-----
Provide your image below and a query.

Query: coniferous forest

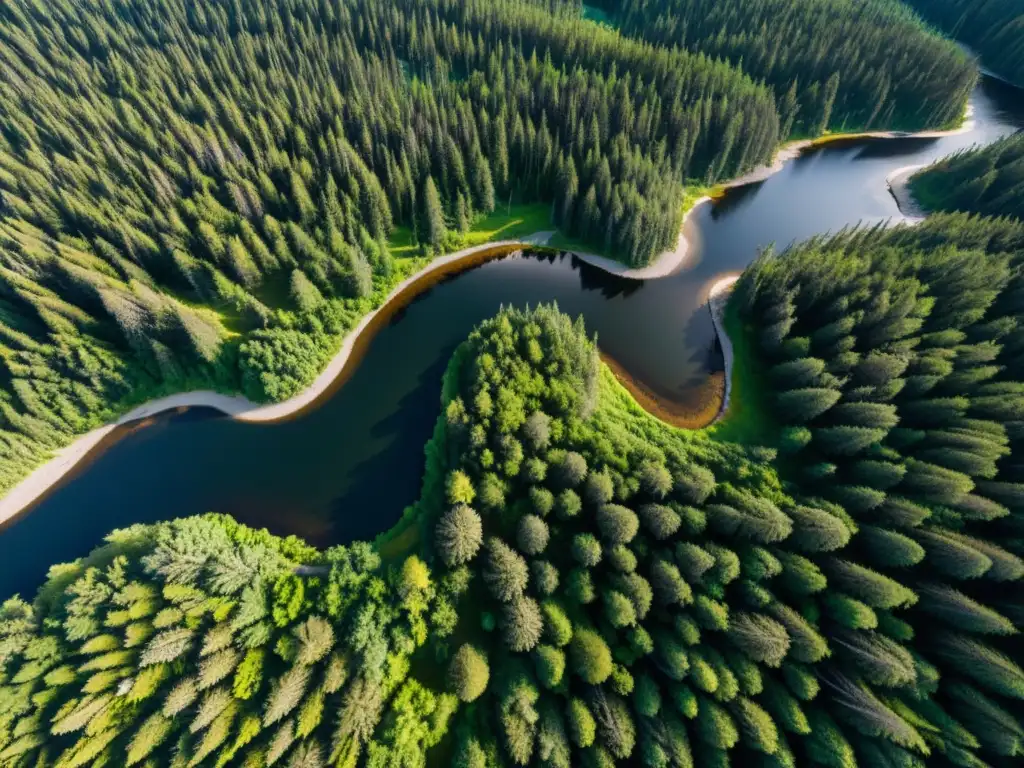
[910,133,1024,220]
[7,203,1024,766]
[0,0,786,495]
[0,0,978,496]
[904,0,1024,86]
[4,0,1024,766]
[587,0,977,134]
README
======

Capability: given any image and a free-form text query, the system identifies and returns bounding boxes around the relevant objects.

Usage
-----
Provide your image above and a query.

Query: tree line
[909,132,1024,220]
[904,0,1024,86]
[588,0,977,134]
[0,513,456,767]
[7,216,1024,765]
[0,0,787,497]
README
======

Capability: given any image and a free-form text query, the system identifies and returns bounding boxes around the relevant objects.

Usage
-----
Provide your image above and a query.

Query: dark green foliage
[596,505,640,545]
[776,388,842,422]
[728,212,1024,767]
[17,169,1024,768]
[905,0,1024,85]
[612,0,975,134]
[911,134,1024,220]
[0,0,791,495]
[858,526,926,568]
[918,585,1017,635]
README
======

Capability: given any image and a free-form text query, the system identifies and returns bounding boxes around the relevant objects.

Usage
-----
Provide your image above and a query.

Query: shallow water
[1,76,1022,597]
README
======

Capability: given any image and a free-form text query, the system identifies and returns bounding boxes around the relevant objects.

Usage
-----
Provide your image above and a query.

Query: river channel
[1,75,1021,597]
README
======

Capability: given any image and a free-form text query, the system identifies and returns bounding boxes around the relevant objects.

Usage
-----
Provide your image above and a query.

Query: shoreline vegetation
[0,97,982,528]
[0,0,983,523]
[9,206,1024,764]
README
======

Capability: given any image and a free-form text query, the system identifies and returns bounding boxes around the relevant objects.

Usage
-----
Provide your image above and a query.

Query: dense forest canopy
[0,0,786,497]
[1,2,1019,760]
[910,132,1024,220]
[586,0,976,134]
[904,0,1024,86]
[0,0,983,502]
[10,224,1024,765]
[0,513,457,767]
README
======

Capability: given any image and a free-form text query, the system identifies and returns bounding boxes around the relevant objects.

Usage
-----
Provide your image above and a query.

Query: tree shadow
[322,344,457,545]
[711,180,767,220]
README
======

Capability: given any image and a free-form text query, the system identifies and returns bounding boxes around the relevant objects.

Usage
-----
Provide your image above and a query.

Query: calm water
[2,76,1022,597]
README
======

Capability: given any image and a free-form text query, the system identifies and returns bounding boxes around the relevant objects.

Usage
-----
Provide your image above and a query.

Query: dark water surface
[2,77,1022,597]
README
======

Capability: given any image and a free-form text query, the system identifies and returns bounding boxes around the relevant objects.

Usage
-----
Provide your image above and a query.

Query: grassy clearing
[387,225,417,255]
[461,202,552,245]
[387,203,552,257]
[682,182,725,211]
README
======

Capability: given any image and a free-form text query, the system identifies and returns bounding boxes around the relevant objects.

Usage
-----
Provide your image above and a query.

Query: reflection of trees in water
[980,76,1024,123]
[517,249,643,300]
[849,136,938,161]
[710,180,766,219]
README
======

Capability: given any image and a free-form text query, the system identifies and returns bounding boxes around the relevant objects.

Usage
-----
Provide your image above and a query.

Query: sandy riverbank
[0,234,558,523]
[886,164,928,219]
[707,276,740,423]
[569,196,711,279]
[0,98,977,521]
[722,104,974,192]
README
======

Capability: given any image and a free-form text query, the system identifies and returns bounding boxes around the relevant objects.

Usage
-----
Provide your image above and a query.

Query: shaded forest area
[904,0,1024,87]
[584,0,977,134]
[910,133,1024,220]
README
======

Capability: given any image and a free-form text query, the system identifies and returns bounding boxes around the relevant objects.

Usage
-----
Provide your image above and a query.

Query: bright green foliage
[567,698,597,748]
[570,629,614,685]
[448,645,490,702]
[0,516,435,767]
[535,645,567,690]
[14,172,1024,768]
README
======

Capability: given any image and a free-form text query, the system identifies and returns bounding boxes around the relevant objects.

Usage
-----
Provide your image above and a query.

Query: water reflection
[1,75,1022,597]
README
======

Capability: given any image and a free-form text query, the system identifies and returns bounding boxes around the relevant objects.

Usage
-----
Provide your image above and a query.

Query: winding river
[1,75,1021,598]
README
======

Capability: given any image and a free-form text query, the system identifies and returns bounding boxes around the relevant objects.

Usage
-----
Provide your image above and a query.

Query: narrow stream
[1,75,1021,598]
